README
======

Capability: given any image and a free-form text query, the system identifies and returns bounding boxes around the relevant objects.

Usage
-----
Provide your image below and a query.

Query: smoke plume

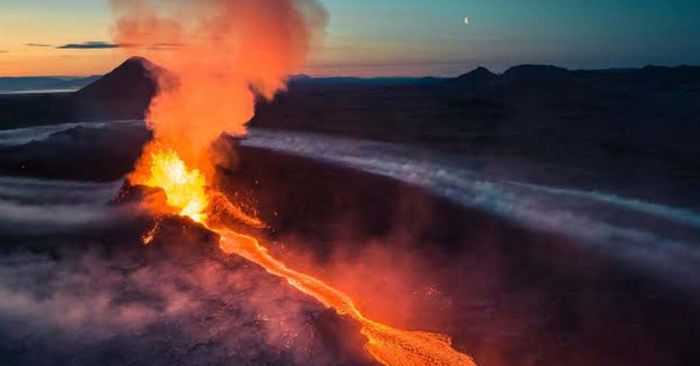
[110,0,328,174]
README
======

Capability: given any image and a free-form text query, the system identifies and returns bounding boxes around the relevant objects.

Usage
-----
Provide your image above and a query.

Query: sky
[1,0,699,77]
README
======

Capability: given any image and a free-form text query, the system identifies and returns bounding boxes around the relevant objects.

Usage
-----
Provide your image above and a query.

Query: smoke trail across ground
[0,120,142,146]
[110,0,328,174]
[0,239,367,365]
[0,176,130,234]
[241,129,700,287]
[3,118,699,286]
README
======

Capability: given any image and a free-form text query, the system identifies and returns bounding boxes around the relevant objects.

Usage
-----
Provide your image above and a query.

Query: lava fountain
[113,0,477,364]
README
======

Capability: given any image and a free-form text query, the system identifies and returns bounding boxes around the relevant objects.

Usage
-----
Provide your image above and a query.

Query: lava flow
[130,145,477,366]
[113,1,476,363]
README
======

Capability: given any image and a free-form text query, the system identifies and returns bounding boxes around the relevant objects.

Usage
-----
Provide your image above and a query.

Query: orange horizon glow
[1,48,485,78]
[0,53,122,77]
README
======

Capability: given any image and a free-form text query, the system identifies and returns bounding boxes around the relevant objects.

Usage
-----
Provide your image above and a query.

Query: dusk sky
[1,0,699,77]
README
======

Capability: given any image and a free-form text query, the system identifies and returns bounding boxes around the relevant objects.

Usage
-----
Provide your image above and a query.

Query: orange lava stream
[216,228,477,366]
[133,146,476,366]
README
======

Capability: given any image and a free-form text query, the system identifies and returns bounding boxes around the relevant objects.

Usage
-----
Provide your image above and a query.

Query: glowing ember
[141,220,159,245]
[132,149,476,366]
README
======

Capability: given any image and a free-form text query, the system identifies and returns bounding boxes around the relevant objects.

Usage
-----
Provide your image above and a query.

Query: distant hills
[447,63,700,89]
[0,57,699,206]
[0,57,157,128]
[289,75,444,86]
[248,61,700,209]
[2,56,700,135]
[4,57,700,99]
[0,75,100,93]
[443,66,497,89]
[5,58,700,94]
[2,57,700,158]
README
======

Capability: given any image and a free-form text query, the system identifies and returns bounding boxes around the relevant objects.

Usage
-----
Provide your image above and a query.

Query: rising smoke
[110,0,328,175]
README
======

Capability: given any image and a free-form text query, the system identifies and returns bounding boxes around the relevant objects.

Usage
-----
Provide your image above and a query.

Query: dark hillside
[0,57,157,129]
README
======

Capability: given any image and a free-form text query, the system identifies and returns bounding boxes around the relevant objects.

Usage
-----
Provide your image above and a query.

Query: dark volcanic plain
[0,58,699,366]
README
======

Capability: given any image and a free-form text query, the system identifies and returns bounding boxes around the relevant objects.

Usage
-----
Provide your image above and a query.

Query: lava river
[132,145,476,366]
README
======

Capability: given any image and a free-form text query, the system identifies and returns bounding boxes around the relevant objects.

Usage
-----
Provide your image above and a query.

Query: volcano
[72,56,159,121]
[0,53,699,365]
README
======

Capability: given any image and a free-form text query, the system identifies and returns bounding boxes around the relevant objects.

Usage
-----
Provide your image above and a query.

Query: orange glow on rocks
[218,229,477,366]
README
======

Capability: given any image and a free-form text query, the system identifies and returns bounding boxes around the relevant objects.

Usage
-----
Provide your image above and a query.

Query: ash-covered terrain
[0,58,699,365]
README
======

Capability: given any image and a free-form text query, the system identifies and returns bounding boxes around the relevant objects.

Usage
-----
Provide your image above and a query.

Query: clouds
[56,41,121,49]
[0,175,128,235]
[23,41,122,50]
[48,41,181,51]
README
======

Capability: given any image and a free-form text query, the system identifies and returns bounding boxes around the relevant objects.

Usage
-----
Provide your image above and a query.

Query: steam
[0,245,366,365]
[0,176,131,234]
[110,0,328,173]
[241,129,700,286]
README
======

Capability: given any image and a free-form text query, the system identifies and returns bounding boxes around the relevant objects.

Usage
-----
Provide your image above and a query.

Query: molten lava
[218,230,476,366]
[131,143,209,223]
[131,148,477,366]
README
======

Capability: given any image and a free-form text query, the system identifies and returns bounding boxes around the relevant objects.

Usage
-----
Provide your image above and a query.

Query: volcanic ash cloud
[110,0,328,173]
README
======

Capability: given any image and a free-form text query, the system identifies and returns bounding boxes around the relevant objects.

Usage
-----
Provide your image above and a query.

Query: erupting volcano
[133,146,476,366]
[4,0,700,365]
[113,0,476,364]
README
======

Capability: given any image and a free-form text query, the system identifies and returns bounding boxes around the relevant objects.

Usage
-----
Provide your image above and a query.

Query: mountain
[73,56,159,121]
[0,57,158,129]
[444,66,497,90]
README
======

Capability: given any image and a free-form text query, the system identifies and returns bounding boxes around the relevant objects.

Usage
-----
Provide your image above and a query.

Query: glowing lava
[131,147,476,366]
[131,144,209,224]
[218,230,476,366]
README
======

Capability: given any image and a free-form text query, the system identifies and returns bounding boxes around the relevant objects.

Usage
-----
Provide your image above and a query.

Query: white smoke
[241,128,700,287]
